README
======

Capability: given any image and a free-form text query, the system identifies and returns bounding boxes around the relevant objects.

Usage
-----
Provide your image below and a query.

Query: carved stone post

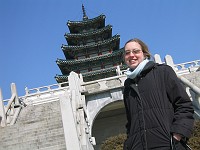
[116,65,122,75]
[60,93,82,150]
[165,55,176,71]
[0,88,6,127]
[67,72,95,149]
[68,72,87,149]
[11,83,20,106]
[68,72,83,116]
[154,54,162,64]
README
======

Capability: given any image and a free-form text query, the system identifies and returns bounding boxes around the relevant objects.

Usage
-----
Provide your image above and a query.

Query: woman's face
[124,41,145,69]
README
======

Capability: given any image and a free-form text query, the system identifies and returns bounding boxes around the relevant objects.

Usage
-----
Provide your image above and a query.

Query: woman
[123,38,194,150]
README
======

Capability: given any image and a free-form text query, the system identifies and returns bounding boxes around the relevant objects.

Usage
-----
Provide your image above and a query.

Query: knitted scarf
[125,59,149,79]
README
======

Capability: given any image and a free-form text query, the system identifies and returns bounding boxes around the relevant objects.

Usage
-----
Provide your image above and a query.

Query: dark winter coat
[123,61,194,150]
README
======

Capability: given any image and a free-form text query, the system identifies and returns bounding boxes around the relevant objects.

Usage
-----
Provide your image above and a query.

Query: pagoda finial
[82,4,88,20]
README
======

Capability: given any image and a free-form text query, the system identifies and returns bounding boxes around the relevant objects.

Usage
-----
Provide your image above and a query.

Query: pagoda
[55,5,127,83]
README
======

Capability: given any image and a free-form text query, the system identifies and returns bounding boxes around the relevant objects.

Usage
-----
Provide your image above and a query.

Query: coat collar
[124,61,157,87]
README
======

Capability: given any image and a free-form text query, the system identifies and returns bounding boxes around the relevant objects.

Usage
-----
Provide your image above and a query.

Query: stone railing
[25,82,69,95]
[118,55,199,76]
[24,82,69,105]
[175,60,200,75]
[0,83,21,127]
[1,55,199,127]
[66,72,96,149]
[81,74,126,94]
[178,75,200,118]
[154,54,200,75]
[0,81,70,126]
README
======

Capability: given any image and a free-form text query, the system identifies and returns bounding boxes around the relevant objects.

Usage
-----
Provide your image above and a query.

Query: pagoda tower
[55,5,127,83]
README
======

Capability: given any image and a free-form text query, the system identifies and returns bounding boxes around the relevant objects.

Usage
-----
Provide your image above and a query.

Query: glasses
[124,49,142,56]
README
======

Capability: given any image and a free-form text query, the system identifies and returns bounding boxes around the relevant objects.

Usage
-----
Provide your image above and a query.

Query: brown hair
[124,38,151,59]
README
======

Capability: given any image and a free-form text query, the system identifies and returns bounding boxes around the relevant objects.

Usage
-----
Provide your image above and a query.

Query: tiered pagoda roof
[61,34,120,59]
[65,25,112,46]
[55,64,128,83]
[67,14,106,33]
[55,5,127,83]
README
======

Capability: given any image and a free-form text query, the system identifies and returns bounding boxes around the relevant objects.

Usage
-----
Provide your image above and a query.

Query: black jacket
[123,61,194,150]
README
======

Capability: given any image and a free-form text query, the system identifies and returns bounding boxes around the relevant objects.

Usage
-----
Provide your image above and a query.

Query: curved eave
[67,15,106,33]
[65,25,112,39]
[67,14,106,27]
[55,75,68,83]
[55,64,128,82]
[57,48,123,66]
[62,34,120,51]
[56,63,71,75]
[81,65,128,77]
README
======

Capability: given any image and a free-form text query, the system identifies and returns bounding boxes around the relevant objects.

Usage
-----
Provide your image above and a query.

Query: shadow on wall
[92,101,126,150]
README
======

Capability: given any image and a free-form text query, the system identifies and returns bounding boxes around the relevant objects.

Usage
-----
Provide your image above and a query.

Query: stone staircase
[0,101,66,150]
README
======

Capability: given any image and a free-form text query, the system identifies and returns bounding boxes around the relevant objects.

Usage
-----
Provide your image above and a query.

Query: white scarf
[125,59,149,79]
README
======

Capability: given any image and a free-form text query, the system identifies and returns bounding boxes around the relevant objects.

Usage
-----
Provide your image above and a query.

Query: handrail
[25,82,69,95]
[178,75,200,118]
[178,75,200,95]
[5,93,16,114]
[81,74,126,86]
[174,60,200,73]
[175,60,200,68]
[0,83,22,127]
[0,88,6,127]
[0,58,199,127]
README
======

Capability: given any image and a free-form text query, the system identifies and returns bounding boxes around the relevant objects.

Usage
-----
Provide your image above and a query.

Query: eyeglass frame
[124,48,142,56]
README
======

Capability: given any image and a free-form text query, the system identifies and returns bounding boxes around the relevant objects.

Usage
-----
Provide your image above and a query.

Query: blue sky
[0,0,200,99]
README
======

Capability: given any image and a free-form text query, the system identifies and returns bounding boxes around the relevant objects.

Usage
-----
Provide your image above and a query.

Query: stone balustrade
[1,56,200,120]
[12,56,200,107]
[154,54,200,75]
[175,60,200,75]
[24,82,69,105]
[25,82,69,95]
[0,55,199,150]
[0,83,21,127]
[82,74,126,94]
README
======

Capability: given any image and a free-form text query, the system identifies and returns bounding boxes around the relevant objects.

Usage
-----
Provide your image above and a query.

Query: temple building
[55,5,127,82]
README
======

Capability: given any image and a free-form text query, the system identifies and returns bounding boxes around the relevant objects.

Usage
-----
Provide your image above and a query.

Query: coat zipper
[132,83,148,149]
